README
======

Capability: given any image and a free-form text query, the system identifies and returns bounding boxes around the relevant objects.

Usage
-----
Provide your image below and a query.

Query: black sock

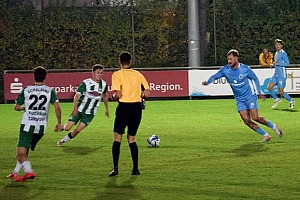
[112,141,121,169]
[68,132,74,139]
[129,142,139,170]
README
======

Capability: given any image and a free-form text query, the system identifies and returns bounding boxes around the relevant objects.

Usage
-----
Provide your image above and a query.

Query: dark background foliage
[1,0,300,102]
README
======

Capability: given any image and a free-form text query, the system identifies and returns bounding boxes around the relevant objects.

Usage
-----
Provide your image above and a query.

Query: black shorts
[114,102,142,136]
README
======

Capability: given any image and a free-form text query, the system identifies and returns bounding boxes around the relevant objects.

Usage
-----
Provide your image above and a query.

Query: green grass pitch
[1,98,300,200]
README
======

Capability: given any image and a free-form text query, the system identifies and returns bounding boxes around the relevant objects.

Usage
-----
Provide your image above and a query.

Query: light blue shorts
[236,95,259,112]
[269,76,286,88]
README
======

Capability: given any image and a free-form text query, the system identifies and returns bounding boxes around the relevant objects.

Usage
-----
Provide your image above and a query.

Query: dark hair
[92,64,104,72]
[119,51,132,65]
[274,39,284,46]
[34,66,47,82]
[227,49,239,57]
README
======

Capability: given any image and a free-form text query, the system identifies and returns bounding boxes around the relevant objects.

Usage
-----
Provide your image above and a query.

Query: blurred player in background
[259,49,273,67]
[7,66,62,182]
[56,64,109,146]
[202,49,282,143]
[268,39,295,109]
[109,51,150,176]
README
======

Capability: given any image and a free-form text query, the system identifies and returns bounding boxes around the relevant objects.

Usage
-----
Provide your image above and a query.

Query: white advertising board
[189,68,300,96]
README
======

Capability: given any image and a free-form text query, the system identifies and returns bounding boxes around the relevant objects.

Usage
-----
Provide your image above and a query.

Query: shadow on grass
[273,108,298,112]
[231,143,268,157]
[147,146,174,149]
[0,183,28,200]
[96,176,140,199]
[61,146,102,155]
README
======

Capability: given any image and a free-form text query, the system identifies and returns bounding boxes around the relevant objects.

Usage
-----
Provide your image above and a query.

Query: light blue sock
[256,127,267,136]
[269,89,278,101]
[266,121,275,129]
[282,92,292,102]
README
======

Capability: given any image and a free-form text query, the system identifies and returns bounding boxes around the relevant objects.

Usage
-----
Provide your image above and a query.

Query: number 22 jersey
[16,84,59,133]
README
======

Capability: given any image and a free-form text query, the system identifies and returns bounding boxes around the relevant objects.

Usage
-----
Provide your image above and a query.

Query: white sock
[22,161,33,173]
[12,161,22,174]
[61,133,72,143]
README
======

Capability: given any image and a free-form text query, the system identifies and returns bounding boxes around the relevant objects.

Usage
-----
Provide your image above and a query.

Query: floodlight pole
[188,0,200,68]
[131,0,135,64]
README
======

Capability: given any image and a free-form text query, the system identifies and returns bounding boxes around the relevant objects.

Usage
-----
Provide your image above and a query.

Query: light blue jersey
[269,49,293,102]
[273,49,290,78]
[207,63,261,102]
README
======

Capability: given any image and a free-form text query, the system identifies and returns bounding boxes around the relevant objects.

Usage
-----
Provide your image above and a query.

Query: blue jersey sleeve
[276,51,290,67]
[207,67,224,85]
[246,67,261,95]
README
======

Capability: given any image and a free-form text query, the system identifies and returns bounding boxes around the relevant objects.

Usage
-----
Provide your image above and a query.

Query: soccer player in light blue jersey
[268,39,295,109]
[202,49,282,143]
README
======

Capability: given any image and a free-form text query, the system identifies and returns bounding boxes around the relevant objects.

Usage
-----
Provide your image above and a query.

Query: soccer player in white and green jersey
[56,64,109,146]
[7,66,62,182]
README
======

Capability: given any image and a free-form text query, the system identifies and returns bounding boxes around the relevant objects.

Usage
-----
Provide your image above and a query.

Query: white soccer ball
[147,135,160,147]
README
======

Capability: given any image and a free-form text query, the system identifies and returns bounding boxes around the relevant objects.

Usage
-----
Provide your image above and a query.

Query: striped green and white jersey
[16,84,59,134]
[77,78,108,115]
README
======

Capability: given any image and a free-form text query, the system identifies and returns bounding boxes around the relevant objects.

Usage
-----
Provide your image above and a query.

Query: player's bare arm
[258,94,266,100]
[53,102,62,132]
[102,93,109,117]
[72,93,81,116]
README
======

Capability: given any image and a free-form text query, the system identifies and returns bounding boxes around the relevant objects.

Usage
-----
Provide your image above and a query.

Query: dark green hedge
[206,0,300,65]
[2,0,300,102]
[1,0,300,71]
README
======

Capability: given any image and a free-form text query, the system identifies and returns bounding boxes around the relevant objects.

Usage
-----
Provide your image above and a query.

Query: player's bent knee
[252,117,260,122]
[243,119,252,126]
[63,124,72,131]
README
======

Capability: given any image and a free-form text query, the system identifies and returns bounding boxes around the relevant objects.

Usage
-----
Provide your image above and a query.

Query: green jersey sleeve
[77,82,86,94]
[50,89,58,104]
[16,89,25,105]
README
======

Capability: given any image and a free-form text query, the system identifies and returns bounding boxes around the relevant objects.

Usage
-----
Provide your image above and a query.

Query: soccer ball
[147,135,160,147]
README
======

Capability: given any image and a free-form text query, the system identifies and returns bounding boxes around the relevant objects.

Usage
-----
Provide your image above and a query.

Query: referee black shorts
[114,102,142,136]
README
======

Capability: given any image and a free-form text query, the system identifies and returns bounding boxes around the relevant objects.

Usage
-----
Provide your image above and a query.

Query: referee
[109,51,150,176]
